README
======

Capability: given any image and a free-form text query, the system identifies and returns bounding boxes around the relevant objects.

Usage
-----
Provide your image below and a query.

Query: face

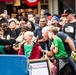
[29,18,35,24]
[27,22,32,29]
[24,34,32,42]
[51,18,58,25]
[65,14,73,22]
[19,20,26,26]
[39,18,47,27]
[42,31,49,40]
[2,25,8,31]
[48,31,53,40]
[47,20,52,26]
[9,21,16,29]
[28,14,33,20]
[59,17,67,26]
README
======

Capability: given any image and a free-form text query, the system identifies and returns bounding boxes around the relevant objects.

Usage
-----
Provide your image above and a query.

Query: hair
[52,14,60,18]
[24,31,34,38]
[48,27,58,35]
[39,16,47,21]
[42,26,49,33]
[18,16,28,22]
[21,26,30,32]
[28,13,34,16]
[27,21,35,31]
[1,23,8,29]
[9,20,16,25]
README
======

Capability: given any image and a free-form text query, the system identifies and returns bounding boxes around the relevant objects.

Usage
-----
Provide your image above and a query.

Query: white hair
[42,26,49,33]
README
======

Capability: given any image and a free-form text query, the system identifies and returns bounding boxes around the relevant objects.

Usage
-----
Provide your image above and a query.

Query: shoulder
[57,32,67,41]
[33,42,39,47]
[54,36,61,41]
[15,28,21,32]
[34,28,40,32]
[64,22,69,26]
[21,43,25,47]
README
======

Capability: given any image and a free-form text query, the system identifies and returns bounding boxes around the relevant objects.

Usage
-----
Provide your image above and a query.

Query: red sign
[0,0,14,2]
[24,0,40,6]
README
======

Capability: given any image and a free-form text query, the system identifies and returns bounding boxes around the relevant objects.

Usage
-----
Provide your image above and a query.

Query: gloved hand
[71,51,76,61]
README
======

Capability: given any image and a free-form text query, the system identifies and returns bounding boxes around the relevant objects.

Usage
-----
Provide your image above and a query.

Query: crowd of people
[0,8,76,75]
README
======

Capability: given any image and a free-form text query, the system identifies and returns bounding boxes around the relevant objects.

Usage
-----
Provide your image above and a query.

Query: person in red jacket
[18,31,40,59]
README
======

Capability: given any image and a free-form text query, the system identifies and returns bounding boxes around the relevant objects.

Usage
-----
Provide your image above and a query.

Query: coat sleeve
[18,44,24,55]
[29,43,40,59]
[0,39,16,45]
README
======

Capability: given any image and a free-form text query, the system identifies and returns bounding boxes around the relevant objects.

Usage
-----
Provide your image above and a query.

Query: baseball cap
[47,16,52,20]
[52,16,59,21]
[61,8,74,16]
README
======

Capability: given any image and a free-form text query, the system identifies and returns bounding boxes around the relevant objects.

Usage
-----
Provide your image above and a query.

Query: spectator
[13,26,31,51]
[34,17,47,57]
[48,27,68,58]
[62,8,76,40]
[27,21,35,32]
[40,9,46,17]
[15,16,28,37]
[18,31,40,59]
[27,13,34,20]
[42,26,75,75]
[1,23,16,39]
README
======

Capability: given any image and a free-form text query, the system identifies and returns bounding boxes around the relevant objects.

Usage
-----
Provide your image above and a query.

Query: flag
[24,0,40,6]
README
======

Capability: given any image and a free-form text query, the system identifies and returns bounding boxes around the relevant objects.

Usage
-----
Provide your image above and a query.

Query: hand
[71,51,76,61]
[42,55,48,58]
[41,38,46,42]
[36,35,39,42]
[47,50,54,57]
[38,38,45,43]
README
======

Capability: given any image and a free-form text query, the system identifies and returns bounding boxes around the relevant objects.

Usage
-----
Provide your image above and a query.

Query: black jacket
[0,39,16,45]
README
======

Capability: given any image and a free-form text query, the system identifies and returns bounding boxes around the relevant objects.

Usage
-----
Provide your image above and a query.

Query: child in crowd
[18,31,40,59]
[48,27,69,75]
[48,27,68,59]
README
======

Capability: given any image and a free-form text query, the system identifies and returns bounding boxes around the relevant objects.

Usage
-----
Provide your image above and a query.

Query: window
[40,0,49,12]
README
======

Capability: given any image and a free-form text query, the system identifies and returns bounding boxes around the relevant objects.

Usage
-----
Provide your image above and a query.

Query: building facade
[0,0,76,17]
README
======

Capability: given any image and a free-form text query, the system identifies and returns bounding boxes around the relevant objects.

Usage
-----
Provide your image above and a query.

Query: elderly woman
[18,31,40,59]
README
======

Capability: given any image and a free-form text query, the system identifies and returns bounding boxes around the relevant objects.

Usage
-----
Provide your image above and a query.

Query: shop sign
[24,0,40,6]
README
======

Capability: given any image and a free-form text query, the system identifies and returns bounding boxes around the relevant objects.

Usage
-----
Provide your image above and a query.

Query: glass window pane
[41,5,48,9]
[41,0,44,4]
[45,0,48,3]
